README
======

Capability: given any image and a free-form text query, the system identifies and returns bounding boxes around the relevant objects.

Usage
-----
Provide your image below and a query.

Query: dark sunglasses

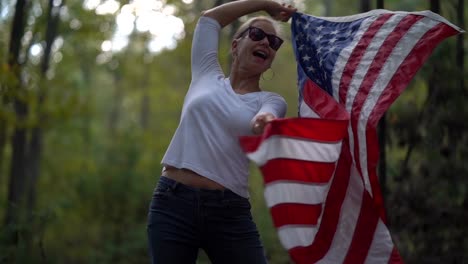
[238,26,284,51]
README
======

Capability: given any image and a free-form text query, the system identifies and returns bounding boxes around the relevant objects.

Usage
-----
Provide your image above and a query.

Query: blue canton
[291,12,365,105]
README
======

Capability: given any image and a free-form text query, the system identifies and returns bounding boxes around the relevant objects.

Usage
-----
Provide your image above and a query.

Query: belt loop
[170,180,179,192]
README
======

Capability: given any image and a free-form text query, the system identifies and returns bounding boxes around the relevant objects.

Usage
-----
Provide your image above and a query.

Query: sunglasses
[238,26,284,51]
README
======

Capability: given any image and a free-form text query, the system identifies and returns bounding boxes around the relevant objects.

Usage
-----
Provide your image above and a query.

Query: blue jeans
[147,176,268,264]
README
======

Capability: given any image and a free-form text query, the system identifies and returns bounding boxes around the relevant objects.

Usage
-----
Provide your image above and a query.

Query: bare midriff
[162,166,225,190]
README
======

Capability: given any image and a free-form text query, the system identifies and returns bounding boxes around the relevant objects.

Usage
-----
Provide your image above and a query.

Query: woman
[147,1,296,263]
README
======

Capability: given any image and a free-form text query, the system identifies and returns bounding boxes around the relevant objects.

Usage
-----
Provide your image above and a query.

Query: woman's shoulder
[259,90,286,101]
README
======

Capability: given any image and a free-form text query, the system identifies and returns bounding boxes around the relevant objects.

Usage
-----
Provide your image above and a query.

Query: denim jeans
[147,176,268,264]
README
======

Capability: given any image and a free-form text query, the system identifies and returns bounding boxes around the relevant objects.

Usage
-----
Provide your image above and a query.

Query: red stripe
[350,14,423,182]
[338,14,393,105]
[261,158,336,184]
[302,79,349,120]
[239,117,348,154]
[239,135,262,153]
[365,128,387,221]
[270,203,322,227]
[367,22,460,126]
[288,142,353,263]
[343,190,380,264]
[388,246,404,264]
[267,117,348,141]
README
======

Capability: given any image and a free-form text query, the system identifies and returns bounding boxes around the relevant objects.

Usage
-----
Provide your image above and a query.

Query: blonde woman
[147,1,296,263]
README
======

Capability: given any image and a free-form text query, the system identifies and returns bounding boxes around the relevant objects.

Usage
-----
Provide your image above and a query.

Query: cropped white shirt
[161,16,287,198]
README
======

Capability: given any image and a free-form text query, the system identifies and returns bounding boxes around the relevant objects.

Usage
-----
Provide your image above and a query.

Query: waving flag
[241,10,463,264]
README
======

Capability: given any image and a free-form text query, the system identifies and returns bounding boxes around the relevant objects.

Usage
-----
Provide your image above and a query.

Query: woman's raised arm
[201,0,296,28]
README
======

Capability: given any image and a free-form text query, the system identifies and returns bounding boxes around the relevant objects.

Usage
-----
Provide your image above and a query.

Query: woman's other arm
[201,0,296,28]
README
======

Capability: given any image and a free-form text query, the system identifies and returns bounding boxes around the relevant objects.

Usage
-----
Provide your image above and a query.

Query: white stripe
[334,15,404,190]
[317,164,363,264]
[364,219,394,264]
[357,17,439,193]
[299,101,320,118]
[345,14,405,113]
[277,226,318,250]
[246,136,342,166]
[332,16,377,102]
[304,9,463,33]
[346,14,404,195]
[264,182,329,207]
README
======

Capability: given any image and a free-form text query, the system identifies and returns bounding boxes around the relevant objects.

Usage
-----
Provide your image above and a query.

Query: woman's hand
[203,0,297,28]
[265,2,297,22]
[252,113,276,135]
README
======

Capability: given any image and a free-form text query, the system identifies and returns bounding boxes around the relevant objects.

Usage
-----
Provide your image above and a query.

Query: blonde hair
[233,16,283,41]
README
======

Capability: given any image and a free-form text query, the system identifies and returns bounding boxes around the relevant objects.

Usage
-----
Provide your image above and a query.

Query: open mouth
[253,50,268,60]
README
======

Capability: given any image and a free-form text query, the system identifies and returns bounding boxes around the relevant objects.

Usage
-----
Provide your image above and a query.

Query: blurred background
[0,0,466,263]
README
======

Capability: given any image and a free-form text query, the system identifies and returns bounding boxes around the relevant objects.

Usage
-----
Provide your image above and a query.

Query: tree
[4,0,31,248]
[26,0,64,236]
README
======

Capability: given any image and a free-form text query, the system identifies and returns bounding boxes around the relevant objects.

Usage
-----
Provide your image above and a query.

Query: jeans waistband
[158,176,245,201]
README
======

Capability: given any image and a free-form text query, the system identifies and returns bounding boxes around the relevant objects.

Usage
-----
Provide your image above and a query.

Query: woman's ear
[231,39,239,57]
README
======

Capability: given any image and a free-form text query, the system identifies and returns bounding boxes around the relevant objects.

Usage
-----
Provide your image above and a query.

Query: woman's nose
[258,36,270,47]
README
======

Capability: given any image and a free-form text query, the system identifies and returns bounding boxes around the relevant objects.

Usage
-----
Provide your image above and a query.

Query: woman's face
[232,20,280,75]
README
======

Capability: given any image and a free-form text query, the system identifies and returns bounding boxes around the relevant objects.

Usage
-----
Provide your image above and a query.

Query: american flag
[240,10,463,263]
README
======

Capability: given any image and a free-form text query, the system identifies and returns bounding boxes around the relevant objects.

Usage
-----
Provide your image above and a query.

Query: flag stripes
[240,9,463,264]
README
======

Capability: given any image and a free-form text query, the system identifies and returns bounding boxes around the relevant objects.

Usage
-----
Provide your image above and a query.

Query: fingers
[251,113,276,134]
[252,122,266,135]
[279,3,297,21]
[268,1,296,22]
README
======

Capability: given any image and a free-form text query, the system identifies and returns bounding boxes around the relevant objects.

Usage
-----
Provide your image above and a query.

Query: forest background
[0,0,466,263]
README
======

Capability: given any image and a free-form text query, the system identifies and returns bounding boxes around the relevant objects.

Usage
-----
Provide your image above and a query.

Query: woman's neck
[229,70,261,95]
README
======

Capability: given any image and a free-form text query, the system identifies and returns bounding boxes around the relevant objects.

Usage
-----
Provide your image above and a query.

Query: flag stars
[307,66,315,72]
[316,25,324,32]
[298,44,305,51]
[331,29,339,35]
[304,22,310,29]
[315,35,323,42]
[302,54,311,62]
[329,37,338,44]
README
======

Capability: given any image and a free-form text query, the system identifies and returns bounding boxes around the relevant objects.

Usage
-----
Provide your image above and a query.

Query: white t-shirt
[161,16,287,198]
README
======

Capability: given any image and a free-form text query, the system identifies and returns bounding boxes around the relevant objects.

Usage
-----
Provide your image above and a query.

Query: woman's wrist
[202,0,292,28]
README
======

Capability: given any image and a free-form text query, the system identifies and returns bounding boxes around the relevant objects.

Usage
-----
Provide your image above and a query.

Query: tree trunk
[27,0,62,221]
[4,0,30,246]
[324,0,332,17]
[427,0,440,102]
[376,0,386,211]
[401,0,442,176]
[376,0,384,9]
[0,123,7,186]
[108,73,123,135]
[360,0,370,12]
[455,0,466,256]
[140,61,150,130]
[456,0,464,94]
[430,0,440,14]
